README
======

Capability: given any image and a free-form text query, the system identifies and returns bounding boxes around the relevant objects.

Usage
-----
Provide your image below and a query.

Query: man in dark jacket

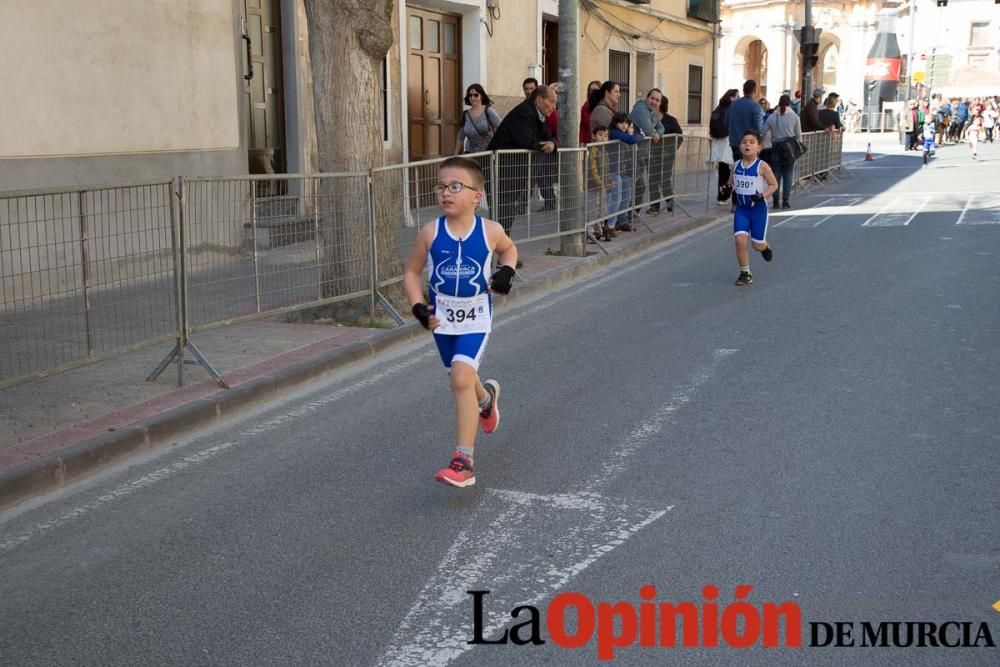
[487,85,557,246]
[801,88,828,132]
[657,96,684,213]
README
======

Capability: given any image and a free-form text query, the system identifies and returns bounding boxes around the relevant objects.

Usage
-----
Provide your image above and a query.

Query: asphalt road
[1,140,999,666]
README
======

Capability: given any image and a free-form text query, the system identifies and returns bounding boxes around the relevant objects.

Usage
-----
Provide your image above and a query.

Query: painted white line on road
[578,348,738,495]
[863,196,918,227]
[957,194,1000,225]
[904,197,931,226]
[955,194,974,225]
[772,198,835,228]
[814,197,862,226]
[375,489,671,667]
[377,349,735,666]
[0,353,433,554]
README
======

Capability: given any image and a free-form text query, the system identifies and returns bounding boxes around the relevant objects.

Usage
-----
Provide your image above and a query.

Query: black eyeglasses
[433,182,479,195]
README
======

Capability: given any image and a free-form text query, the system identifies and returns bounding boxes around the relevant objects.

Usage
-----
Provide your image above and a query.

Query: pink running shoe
[479,380,501,434]
[435,452,476,487]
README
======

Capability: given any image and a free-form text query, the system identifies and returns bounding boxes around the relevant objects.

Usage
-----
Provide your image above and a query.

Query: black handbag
[774,137,807,164]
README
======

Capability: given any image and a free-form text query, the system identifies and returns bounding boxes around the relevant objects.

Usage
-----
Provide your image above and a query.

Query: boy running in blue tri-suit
[403,157,519,488]
[727,130,778,286]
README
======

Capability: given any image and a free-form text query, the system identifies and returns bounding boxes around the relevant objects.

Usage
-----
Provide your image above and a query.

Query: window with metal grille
[688,65,704,125]
[609,50,631,110]
[687,64,703,125]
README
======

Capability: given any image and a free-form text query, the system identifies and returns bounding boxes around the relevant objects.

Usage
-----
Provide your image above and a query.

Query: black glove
[412,303,433,329]
[719,183,733,200]
[750,193,765,205]
[490,265,516,295]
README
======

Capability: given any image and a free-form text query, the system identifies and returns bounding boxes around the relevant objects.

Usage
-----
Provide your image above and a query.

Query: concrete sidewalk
[0,199,732,510]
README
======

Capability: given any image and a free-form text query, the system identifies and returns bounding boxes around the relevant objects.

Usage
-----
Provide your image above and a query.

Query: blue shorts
[434,332,489,371]
[923,137,935,151]
[733,203,769,244]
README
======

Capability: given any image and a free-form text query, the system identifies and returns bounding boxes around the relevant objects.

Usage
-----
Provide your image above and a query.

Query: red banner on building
[865,58,902,81]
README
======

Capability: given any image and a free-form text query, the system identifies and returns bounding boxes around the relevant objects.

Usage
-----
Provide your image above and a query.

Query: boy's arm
[403,223,440,329]
[759,161,778,200]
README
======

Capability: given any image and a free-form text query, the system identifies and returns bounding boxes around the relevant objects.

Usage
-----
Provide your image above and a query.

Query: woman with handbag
[762,94,802,209]
[454,84,502,155]
[709,89,739,203]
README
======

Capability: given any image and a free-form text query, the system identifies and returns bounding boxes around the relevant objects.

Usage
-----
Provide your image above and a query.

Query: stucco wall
[0,0,247,191]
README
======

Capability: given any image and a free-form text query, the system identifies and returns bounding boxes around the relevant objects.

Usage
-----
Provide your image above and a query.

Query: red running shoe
[479,380,501,433]
[435,452,476,487]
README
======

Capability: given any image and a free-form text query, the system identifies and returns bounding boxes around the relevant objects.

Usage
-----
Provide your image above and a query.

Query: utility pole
[802,0,814,100]
[557,0,582,257]
[905,0,916,102]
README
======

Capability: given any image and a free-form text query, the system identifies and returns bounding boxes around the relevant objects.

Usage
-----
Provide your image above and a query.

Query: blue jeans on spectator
[606,174,623,225]
[616,176,633,224]
[771,160,795,206]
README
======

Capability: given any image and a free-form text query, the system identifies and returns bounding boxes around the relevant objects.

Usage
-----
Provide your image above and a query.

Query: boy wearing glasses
[404,157,519,487]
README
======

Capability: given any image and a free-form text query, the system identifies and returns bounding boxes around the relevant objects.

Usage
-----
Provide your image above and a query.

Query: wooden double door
[407,7,461,159]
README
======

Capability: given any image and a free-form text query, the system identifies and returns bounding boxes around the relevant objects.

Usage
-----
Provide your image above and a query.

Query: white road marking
[903,197,931,226]
[863,196,925,227]
[375,489,670,667]
[813,197,862,226]
[957,194,1000,225]
[772,198,835,228]
[376,350,736,666]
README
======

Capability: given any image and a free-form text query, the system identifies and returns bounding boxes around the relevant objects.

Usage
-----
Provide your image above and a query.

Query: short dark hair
[592,125,609,136]
[522,77,539,88]
[610,112,631,128]
[740,129,763,144]
[439,156,485,189]
[646,88,662,99]
[464,83,493,107]
[743,80,757,96]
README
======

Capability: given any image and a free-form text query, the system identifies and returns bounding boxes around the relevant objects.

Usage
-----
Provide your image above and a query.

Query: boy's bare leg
[451,363,487,447]
[735,234,750,268]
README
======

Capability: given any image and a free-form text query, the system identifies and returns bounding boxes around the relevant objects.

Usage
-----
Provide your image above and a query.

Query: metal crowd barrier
[0,133,844,388]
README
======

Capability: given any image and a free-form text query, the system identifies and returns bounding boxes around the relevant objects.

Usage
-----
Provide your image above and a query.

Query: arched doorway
[744,39,768,98]
[819,43,839,91]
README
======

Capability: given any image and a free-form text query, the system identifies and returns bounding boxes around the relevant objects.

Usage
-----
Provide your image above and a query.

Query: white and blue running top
[733,158,765,208]
[427,215,494,303]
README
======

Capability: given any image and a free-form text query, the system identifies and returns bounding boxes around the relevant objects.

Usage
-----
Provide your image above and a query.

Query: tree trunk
[303,0,398,302]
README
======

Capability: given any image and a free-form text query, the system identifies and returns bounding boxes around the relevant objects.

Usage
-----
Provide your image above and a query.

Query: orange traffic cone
[865,142,874,161]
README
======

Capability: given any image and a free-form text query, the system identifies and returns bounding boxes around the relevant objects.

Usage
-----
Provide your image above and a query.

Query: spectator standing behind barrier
[629,89,664,215]
[801,88,828,132]
[608,112,643,231]
[586,126,617,241]
[819,96,844,132]
[579,80,601,144]
[759,98,772,123]
[455,84,502,155]
[901,100,918,150]
[487,85,557,262]
[589,81,620,134]
[709,89,738,204]
[763,94,802,210]
[728,80,765,165]
[656,95,683,214]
